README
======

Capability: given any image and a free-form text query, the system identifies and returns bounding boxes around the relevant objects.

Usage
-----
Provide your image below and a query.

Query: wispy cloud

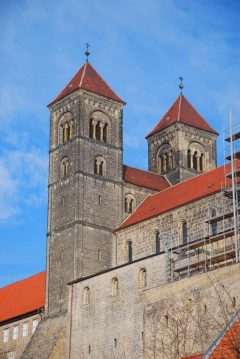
[0,149,48,224]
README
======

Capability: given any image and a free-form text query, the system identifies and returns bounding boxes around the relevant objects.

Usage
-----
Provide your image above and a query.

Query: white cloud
[0,149,48,224]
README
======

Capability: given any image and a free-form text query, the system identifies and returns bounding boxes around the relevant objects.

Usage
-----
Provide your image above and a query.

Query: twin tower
[46,61,218,315]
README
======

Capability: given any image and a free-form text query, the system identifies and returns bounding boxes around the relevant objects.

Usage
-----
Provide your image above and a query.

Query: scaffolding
[168,113,240,282]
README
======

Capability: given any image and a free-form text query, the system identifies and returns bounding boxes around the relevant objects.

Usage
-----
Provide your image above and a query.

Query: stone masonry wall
[116,190,232,265]
[46,89,124,315]
[69,253,168,359]
[147,122,217,184]
[143,263,240,359]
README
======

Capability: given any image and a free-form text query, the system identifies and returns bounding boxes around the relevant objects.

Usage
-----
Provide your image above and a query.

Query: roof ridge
[79,62,87,87]
[177,94,182,122]
[0,271,45,290]
[123,164,167,178]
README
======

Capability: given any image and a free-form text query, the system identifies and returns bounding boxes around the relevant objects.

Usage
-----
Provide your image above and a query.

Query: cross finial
[179,76,184,94]
[85,42,90,62]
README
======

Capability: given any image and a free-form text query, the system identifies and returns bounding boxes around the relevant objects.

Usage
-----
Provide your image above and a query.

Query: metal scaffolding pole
[229,109,239,263]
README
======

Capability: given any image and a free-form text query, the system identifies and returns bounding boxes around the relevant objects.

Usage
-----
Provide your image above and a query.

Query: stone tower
[46,61,125,315]
[146,94,218,184]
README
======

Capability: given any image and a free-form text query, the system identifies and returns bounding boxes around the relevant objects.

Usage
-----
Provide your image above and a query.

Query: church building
[0,58,239,359]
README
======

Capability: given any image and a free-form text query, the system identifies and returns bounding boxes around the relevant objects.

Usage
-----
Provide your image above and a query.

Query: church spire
[49,61,125,106]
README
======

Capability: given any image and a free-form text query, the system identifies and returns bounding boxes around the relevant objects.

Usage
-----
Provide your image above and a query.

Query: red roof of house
[49,61,125,105]
[146,94,218,138]
[0,272,45,323]
[116,161,240,231]
[123,165,170,191]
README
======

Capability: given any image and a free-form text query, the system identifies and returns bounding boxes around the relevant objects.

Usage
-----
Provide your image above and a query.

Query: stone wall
[143,263,240,359]
[147,122,217,184]
[46,89,125,315]
[115,190,231,266]
[68,253,168,359]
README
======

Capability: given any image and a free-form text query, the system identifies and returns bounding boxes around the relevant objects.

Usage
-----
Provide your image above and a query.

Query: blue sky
[0,0,240,287]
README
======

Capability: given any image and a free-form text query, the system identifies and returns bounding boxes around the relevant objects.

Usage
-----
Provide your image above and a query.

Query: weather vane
[179,76,184,94]
[85,42,90,62]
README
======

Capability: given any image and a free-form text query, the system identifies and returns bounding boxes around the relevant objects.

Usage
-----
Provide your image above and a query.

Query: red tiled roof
[182,355,202,359]
[123,165,170,191]
[0,272,45,323]
[146,94,218,138]
[205,318,240,358]
[49,61,125,105]
[116,161,240,231]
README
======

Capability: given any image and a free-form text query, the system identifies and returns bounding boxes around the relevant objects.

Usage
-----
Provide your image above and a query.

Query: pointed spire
[146,94,218,138]
[49,62,125,106]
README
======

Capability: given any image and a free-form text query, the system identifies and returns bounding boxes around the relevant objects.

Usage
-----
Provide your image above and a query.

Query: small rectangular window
[3,328,9,343]
[22,322,28,337]
[13,325,19,340]
[32,319,39,334]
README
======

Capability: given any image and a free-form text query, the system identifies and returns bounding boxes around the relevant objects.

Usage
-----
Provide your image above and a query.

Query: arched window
[124,194,135,214]
[90,112,110,143]
[155,231,161,253]
[83,287,90,305]
[59,113,74,144]
[103,124,108,142]
[188,142,205,172]
[210,209,217,236]
[111,278,118,296]
[157,143,173,174]
[139,268,147,288]
[200,153,204,172]
[159,156,164,174]
[187,149,192,168]
[96,122,101,140]
[127,241,132,263]
[94,156,106,176]
[61,157,69,178]
[193,151,198,171]
[179,221,187,245]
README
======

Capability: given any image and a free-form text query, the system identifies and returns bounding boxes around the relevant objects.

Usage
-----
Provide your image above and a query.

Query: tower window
[200,153,204,171]
[83,287,90,305]
[114,339,117,347]
[193,151,198,171]
[61,157,69,178]
[59,113,74,144]
[124,194,135,214]
[187,149,192,168]
[158,144,173,174]
[90,112,109,143]
[155,231,160,253]
[94,156,106,176]
[111,278,118,297]
[127,241,133,263]
[139,268,147,288]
